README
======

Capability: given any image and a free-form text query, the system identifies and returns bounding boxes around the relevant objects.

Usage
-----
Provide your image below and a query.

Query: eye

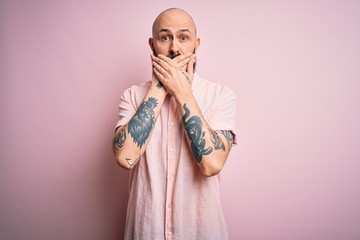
[180,35,188,41]
[160,35,171,41]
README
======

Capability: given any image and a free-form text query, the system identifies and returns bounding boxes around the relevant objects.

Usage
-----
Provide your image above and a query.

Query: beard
[152,47,197,73]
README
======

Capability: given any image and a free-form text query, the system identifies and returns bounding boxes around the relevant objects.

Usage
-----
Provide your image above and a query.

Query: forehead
[153,10,196,34]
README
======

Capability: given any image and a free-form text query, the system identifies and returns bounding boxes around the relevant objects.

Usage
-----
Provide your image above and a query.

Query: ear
[195,37,201,51]
[148,38,154,52]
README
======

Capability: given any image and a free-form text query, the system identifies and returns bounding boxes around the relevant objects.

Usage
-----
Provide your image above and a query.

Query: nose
[169,39,180,55]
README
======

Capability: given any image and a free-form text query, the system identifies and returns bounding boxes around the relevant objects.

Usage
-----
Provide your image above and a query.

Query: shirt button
[169,148,173,152]
[170,122,174,126]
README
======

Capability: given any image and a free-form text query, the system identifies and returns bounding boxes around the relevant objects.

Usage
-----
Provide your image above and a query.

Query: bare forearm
[176,96,233,176]
[113,85,166,169]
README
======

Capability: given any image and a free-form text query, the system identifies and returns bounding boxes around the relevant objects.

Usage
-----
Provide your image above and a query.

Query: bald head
[149,8,200,66]
[152,8,197,37]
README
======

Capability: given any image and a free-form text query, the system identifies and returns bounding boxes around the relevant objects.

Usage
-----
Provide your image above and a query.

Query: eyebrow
[159,28,192,34]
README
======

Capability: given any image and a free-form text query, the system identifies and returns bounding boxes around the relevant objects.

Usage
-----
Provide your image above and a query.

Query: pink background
[1,1,360,239]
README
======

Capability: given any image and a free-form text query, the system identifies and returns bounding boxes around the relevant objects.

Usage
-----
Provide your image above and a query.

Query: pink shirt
[116,73,237,240]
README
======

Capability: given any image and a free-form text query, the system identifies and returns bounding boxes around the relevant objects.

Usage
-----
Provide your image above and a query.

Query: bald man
[113,8,236,240]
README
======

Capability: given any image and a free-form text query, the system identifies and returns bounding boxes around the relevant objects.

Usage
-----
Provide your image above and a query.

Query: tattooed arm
[112,78,167,170]
[179,98,234,177]
[113,54,195,169]
[152,54,234,177]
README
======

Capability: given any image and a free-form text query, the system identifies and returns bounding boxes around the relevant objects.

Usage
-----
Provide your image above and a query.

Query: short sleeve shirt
[116,73,237,240]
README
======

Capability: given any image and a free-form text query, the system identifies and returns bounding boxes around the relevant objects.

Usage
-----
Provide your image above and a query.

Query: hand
[151,53,196,99]
[150,56,168,97]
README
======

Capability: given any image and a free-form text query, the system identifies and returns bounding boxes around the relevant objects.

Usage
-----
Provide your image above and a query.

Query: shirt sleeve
[207,86,237,144]
[115,87,137,130]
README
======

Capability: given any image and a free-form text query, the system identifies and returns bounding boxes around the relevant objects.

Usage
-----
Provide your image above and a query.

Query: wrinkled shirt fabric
[116,73,237,240]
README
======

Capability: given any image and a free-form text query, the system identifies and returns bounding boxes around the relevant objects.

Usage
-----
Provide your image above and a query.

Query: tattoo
[156,81,163,89]
[179,68,191,85]
[220,130,233,149]
[125,155,140,169]
[209,129,225,151]
[128,97,158,148]
[182,103,213,163]
[113,128,126,150]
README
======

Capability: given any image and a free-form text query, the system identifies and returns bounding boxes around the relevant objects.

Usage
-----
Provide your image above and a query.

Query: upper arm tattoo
[209,129,225,151]
[220,130,234,149]
[182,103,213,163]
[113,128,126,150]
[128,97,158,148]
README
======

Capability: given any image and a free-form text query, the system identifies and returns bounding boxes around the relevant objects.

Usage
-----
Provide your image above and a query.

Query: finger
[158,54,177,67]
[151,55,164,67]
[178,57,192,69]
[150,54,159,63]
[158,53,192,71]
[152,61,169,78]
[177,53,194,69]
[153,55,172,70]
[187,55,196,75]
[173,52,192,63]
[175,54,191,69]
[151,55,166,82]
[153,67,165,83]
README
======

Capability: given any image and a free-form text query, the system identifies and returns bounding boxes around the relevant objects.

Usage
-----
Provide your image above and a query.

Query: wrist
[174,90,193,108]
[149,82,168,100]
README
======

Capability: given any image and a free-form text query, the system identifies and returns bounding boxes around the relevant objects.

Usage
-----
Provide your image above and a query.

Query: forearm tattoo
[182,103,213,163]
[128,97,158,148]
[125,155,140,169]
[209,129,225,151]
[220,130,234,149]
[113,128,126,150]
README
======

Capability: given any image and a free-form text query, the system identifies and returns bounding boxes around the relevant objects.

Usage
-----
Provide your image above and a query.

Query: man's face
[150,9,200,59]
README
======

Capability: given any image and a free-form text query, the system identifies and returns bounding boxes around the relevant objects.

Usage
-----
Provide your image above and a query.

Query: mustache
[167,52,181,59]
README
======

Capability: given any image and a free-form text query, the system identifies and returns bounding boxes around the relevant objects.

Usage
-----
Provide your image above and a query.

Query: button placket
[165,97,177,239]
